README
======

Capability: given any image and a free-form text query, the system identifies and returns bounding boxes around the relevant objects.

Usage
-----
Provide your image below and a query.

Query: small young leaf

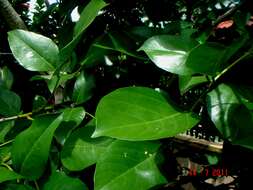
[8,30,59,72]
[0,88,21,116]
[43,171,88,190]
[93,87,199,140]
[0,167,23,183]
[61,122,114,171]
[94,141,167,190]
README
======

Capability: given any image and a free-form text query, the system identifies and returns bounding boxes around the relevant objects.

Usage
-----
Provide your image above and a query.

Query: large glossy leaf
[207,84,253,149]
[11,108,81,179]
[61,122,114,171]
[43,171,88,190]
[60,0,107,61]
[94,140,167,190]
[93,87,199,140]
[0,167,23,183]
[0,66,13,89]
[8,30,59,72]
[139,35,226,75]
[0,88,21,116]
[72,71,95,104]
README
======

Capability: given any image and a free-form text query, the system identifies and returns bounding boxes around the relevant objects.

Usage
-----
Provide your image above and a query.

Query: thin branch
[0,0,27,30]
[0,139,13,148]
[0,112,32,123]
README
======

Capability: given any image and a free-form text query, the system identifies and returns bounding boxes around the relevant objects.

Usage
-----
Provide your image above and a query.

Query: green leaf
[0,167,23,183]
[11,115,60,179]
[139,35,226,75]
[60,0,108,62]
[54,107,86,145]
[61,122,114,171]
[207,84,253,149]
[12,108,80,179]
[0,88,21,116]
[72,71,95,104]
[93,87,199,140]
[43,171,88,190]
[0,66,14,89]
[179,75,208,94]
[8,30,59,72]
[94,140,167,190]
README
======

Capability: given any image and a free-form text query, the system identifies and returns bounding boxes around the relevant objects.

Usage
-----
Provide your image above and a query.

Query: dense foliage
[1,0,253,189]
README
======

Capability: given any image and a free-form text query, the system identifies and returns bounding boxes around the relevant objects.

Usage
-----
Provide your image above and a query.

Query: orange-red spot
[216,20,234,29]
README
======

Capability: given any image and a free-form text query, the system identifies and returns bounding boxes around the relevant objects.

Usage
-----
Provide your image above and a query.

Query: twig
[0,0,27,30]
[0,139,13,147]
[0,112,32,123]
[34,180,40,190]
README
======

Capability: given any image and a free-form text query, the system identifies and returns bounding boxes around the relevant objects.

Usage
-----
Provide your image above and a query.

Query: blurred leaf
[8,30,59,72]
[0,121,14,143]
[72,71,95,104]
[94,140,167,190]
[93,87,199,140]
[0,88,21,116]
[0,66,13,89]
[32,95,47,111]
[139,35,228,75]
[43,171,88,190]
[12,108,81,179]
[207,84,253,150]
[179,75,208,94]
[61,122,114,171]
[60,0,108,62]
[0,167,23,183]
